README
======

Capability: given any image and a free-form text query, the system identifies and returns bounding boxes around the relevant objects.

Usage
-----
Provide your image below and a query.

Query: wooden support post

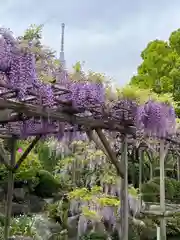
[95,129,124,178]
[139,148,143,208]
[94,129,129,239]
[177,155,180,182]
[159,140,166,240]
[121,135,128,240]
[120,178,124,238]
[3,135,40,240]
[86,130,108,156]
[13,135,41,171]
[4,136,16,240]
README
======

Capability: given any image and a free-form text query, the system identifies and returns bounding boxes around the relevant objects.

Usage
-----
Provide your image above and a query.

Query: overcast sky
[1,0,180,86]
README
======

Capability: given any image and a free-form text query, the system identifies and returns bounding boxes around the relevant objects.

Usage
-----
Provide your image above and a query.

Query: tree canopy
[130,29,180,116]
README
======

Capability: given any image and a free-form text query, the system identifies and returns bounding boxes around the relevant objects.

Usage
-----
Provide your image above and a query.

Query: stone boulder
[32,214,62,240]
[11,203,29,216]
[67,215,79,238]
[13,188,26,202]
[0,202,29,216]
[26,195,46,213]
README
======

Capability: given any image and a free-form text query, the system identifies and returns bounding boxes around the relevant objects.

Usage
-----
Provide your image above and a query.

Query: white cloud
[1,0,180,86]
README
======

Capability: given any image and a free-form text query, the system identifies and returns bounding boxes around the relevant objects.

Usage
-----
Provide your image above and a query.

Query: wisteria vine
[0,28,177,139]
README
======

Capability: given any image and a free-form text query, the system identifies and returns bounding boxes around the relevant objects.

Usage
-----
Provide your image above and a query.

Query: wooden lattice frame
[1,81,179,239]
[0,80,137,239]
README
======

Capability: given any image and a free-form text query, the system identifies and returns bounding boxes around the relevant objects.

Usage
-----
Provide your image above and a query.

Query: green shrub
[111,217,180,240]
[10,215,37,237]
[142,180,160,202]
[152,177,175,200]
[37,141,59,172]
[137,218,156,240]
[46,200,67,227]
[80,232,107,240]
[0,150,41,191]
[142,177,180,202]
[15,151,42,188]
[169,179,180,202]
[0,166,8,182]
[34,170,61,198]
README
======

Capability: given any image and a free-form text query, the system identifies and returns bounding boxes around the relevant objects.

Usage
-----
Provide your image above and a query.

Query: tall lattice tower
[60,23,65,67]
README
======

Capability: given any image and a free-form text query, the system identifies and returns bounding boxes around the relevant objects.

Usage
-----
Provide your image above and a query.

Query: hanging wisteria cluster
[49,140,145,237]
[137,100,176,137]
[0,27,177,139]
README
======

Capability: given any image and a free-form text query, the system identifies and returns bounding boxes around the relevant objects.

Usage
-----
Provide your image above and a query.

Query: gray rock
[32,214,62,240]
[26,195,45,213]
[48,221,62,234]
[11,203,29,216]
[68,215,79,238]
[0,201,29,216]
[53,192,63,202]
[13,188,26,202]
[44,198,54,204]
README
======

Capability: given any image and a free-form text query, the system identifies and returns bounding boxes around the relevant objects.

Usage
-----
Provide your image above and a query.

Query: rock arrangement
[0,186,46,216]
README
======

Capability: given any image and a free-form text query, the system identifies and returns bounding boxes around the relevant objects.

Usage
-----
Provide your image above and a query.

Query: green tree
[20,24,43,46]
[130,29,180,114]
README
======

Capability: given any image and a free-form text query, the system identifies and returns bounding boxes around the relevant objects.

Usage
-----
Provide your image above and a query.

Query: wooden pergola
[1,73,178,240]
[128,134,180,240]
[0,80,135,240]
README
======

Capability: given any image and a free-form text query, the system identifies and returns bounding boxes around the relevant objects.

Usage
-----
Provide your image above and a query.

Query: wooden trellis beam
[95,129,124,178]
[0,98,136,134]
[141,208,180,218]
[13,135,41,171]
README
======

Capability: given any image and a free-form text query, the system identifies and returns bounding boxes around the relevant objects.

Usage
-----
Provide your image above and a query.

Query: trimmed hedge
[34,170,61,198]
